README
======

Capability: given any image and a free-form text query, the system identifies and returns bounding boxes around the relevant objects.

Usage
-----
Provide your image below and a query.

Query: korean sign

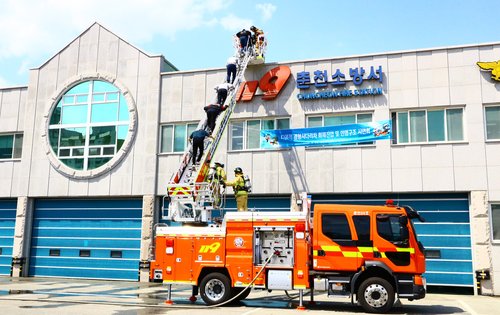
[260,120,391,149]
[296,66,384,100]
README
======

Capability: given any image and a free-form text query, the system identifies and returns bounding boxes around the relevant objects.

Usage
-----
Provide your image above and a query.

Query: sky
[1,0,500,88]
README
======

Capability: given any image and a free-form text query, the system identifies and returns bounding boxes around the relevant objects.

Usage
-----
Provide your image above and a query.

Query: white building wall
[0,23,166,198]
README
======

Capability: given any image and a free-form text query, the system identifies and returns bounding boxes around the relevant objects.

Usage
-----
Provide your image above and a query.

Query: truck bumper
[412,284,426,300]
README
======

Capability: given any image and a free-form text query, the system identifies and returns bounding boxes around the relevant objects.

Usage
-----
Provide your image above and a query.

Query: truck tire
[357,277,395,313]
[231,287,251,301]
[200,272,232,305]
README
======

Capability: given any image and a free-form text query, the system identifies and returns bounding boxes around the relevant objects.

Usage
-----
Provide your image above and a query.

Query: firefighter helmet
[234,167,243,174]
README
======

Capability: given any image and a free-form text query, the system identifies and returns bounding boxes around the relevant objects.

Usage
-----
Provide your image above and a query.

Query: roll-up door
[29,199,142,281]
[0,200,16,275]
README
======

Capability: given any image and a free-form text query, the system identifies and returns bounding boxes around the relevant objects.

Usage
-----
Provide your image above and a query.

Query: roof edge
[33,22,177,71]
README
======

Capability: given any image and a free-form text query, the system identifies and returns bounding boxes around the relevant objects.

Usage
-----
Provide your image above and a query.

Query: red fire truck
[150,195,426,313]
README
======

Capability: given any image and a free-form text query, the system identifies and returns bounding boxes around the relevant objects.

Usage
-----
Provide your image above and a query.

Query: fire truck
[149,39,426,313]
[150,193,426,313]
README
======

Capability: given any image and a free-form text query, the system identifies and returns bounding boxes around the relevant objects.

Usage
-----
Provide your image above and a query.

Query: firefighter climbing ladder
[165,44,262,223]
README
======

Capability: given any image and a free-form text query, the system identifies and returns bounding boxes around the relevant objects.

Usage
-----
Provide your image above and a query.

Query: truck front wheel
[200,272,232,305]
[357,277,395,313]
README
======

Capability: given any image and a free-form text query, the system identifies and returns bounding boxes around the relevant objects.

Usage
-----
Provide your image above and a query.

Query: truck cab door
[372,214,415,271]
[313,212,359,271]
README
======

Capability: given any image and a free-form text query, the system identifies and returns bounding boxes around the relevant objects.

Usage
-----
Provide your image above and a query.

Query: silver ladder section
[165,48,256,223]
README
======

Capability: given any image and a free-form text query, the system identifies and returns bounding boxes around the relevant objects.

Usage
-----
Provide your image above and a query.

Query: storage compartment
[267,269,293,290]
[254,227,294,266]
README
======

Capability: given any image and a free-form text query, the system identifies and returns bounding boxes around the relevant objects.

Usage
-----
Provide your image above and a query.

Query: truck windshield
[376,214,409,247]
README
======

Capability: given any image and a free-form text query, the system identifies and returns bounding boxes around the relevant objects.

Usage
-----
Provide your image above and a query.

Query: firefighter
[210,162,227,207]
[214,82,234,107]
[226,55,239,84]
[236,28,252,55]
[224,167,248,211]
[203,103,227,134]
[250,26,265,57]
[189,129,212,165]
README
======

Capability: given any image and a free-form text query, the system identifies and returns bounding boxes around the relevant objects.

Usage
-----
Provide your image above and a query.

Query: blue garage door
[0,200,16,275]
[30,199,142,281]
[312,193,473,288]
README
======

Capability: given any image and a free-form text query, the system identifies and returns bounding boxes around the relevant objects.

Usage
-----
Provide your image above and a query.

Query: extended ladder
[164,48,256,223]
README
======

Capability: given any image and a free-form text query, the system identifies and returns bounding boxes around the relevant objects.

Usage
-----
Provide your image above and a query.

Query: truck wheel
[231,287,251,301]
[357,277,395,313]
[200,272,232,305]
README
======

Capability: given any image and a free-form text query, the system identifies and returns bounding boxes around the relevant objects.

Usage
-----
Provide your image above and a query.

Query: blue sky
[1,0,500,88]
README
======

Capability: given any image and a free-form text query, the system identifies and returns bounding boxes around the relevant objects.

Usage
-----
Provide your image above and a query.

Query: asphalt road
[0,277,498,314]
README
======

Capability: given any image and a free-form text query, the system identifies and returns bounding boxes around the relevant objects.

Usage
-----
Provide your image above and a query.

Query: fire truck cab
[150,200,426,313]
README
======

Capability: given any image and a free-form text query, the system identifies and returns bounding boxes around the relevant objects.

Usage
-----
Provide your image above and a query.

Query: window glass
[277,118,290,130]
[492,204,500,240]
[63,95,75,105]
[48,80,130,171]
[88,157,112,169]
[49,129,60,153]
[60,128,86,147]
[89,148,100,156]
[397,112,409,143]
[118,95,129,122]
[321,214,352,240]
[229,118,290,150]
[117,125,128,150]
[357,113,372,123]
[187,124,198,137]
[409,111,427,142]
[89,126,116,145]
[91,103,118,123]
[486,106,500,140]
[262,119,275,130]
[427,110,445,142]
[93,80,117,93]
[161,125,173,153]
[0,135,13,159]
[107,92,119,101]
[61,158,84,170]
[376,215,409,245]
[446,108,464,141]
[247,120,260,149]
[231,122,244,150]
[50,102,62,125]
[73,148,84,156]
[173,125,186,152]
[13,134,23,159]
[356,113,373,145]
[353,216,370,240]
[92,93,105,102]
[103,147,115,155]
[67,81,90,95]
[325,115,355,126]
[62,105,87,124]
[308,116,322,127]
[76,95,88,104]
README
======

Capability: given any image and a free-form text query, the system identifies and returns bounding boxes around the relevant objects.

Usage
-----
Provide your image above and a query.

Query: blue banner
[260,120,391,149]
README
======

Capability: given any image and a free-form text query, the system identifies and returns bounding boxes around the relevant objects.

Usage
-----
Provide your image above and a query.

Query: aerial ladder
[164,38,267,224]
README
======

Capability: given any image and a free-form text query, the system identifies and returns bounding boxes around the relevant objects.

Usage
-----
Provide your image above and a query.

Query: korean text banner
[260,120,391,149]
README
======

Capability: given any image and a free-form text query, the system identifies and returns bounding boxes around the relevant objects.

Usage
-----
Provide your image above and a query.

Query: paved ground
[0,277,498,315]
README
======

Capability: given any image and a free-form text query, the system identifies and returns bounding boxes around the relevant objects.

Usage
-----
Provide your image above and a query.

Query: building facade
[1,23,500,294]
